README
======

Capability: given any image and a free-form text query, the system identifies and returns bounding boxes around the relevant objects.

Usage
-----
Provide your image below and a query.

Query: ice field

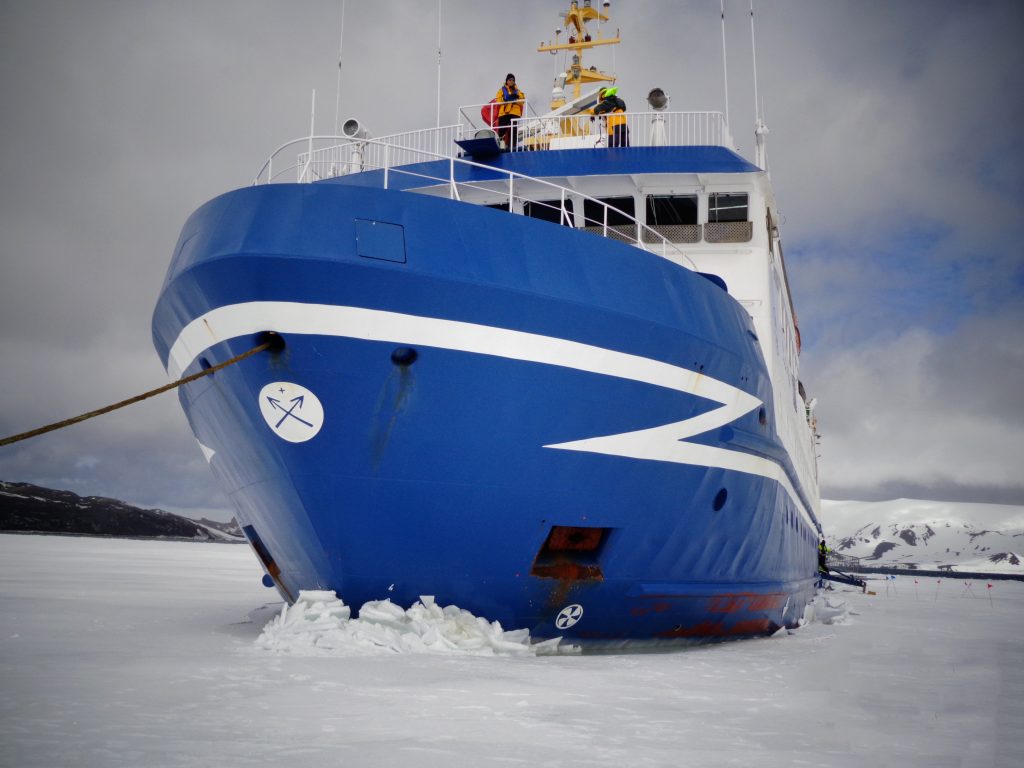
[1,533,1021,767]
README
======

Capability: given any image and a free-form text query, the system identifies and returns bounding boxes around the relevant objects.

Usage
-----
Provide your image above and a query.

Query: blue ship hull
[153,179,819,644]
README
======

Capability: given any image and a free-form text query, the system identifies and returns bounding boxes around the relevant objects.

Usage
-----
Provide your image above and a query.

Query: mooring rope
[0,341,273,448]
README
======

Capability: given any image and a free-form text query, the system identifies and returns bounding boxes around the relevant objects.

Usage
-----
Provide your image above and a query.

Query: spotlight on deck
[647,88,669,111]
[647,89,669,146]
[341,118,370,140]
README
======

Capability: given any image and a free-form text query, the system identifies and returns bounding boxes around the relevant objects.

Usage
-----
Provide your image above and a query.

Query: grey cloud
[2,1,1022,516]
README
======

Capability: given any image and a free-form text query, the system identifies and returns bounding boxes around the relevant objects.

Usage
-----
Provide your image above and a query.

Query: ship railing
[457,99,538,138]
[826,551,864,573]
[383,148,697,270]
[253,125,462,185]
[254,97,536,184]
[255,135,696,270]
[254,110,734,184]
[511,111,733,151]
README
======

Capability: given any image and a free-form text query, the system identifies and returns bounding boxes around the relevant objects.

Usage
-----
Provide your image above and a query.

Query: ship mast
[538,0,620,110]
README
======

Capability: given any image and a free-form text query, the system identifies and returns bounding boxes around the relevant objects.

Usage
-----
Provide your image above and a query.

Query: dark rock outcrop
[0,481,242,541]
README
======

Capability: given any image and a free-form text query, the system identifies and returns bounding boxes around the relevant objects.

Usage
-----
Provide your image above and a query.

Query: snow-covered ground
[822,499,1024,574]
[2,533,1022,767]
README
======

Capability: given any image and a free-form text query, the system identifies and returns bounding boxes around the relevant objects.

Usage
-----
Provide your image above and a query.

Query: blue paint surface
[153,180,819,643]
[355,218,406,263]
[322,146,761,192]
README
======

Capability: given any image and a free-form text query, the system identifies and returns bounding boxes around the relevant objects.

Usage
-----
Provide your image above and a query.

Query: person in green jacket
[593,87,629,147]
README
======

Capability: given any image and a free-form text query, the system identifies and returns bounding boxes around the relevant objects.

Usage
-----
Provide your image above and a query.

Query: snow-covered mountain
[821,498,1024,575]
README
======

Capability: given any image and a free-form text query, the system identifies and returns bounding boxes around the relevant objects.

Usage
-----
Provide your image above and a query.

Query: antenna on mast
[537,0,619,108]
[436,0,443,128]
[333,0,346,137]
[749,0,769,171]
[720,0,730,131]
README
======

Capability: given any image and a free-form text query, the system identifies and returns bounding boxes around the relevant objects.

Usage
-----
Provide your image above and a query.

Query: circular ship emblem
[258,382,324,443]
[555,603,584,629]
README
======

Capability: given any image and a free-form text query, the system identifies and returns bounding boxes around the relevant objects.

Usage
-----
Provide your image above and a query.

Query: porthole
[713,488,728,511]
[391,347,418,366]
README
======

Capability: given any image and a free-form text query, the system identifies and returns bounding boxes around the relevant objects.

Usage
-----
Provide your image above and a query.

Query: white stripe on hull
[166,301,815,529]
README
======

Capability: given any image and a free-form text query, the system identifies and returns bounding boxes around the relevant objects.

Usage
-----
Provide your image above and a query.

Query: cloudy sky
[1,0,1021,520]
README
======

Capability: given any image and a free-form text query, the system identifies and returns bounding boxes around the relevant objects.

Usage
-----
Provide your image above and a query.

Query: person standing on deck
[494,74,526,151]
[593,87,629,147]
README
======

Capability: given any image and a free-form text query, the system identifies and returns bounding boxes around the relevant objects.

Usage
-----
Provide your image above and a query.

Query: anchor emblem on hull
[267,395,314,429]
[258,382,324,442]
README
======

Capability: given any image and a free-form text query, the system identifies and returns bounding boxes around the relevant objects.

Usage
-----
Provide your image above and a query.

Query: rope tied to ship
[0,341,273,448]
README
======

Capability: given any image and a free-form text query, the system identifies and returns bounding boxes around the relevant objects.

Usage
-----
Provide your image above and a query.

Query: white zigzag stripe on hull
[166,301,812,527]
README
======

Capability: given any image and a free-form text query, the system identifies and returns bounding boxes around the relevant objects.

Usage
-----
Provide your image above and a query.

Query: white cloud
[811,307,1024,497]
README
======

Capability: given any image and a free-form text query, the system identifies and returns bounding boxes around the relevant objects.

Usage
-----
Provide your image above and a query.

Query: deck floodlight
[647,88,668,111]
[341,118,370,140]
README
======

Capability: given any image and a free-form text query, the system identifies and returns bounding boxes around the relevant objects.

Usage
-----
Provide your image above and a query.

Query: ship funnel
[341,118,370,140]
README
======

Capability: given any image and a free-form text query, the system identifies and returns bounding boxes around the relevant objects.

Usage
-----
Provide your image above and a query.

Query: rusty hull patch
[657,617,777,639]
[530,561,604,581]
[627,591,787,639]
[530,527,609,612]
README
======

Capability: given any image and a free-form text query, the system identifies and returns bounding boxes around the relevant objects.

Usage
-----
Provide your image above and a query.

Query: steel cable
[0,341,272,448]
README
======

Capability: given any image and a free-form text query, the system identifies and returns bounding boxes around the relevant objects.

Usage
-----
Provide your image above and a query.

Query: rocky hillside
[0,481,243,541]
[822,498,1023,575]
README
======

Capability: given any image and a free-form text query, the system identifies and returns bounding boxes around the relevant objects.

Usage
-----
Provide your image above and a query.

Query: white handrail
[511,111,733,151]
[458,99,536,136]
[253,125,462,185]
[260,134,697,270]
[254,111,734,185]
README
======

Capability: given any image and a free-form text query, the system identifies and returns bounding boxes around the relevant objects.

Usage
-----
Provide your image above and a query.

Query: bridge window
[644,194,700,243]
[583,196,635,227]
[705,192,752,243]
[708,193,748,223]
[524,198,575,226]
[582,196,637,243]
[646,195,698,226]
